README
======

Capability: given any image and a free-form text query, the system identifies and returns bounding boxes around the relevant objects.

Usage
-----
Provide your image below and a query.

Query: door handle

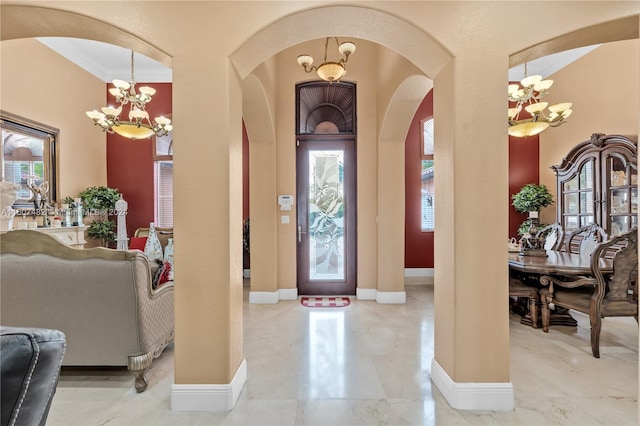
[298,225,306,243]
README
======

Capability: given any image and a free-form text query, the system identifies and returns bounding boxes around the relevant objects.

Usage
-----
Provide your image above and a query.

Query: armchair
[539,228,638,358]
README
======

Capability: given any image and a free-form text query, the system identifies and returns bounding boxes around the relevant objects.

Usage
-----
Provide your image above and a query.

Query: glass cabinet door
[605,154,637,236]
[561,159,595,232]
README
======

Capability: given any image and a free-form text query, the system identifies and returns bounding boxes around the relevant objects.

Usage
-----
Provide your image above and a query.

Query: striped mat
[300,296,350,308]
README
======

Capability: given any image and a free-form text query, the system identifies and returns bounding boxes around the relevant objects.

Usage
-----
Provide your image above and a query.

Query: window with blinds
[421,117,434,231]
[154,161,173,227]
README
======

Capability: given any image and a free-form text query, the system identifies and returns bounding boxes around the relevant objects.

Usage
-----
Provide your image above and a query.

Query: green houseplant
[78,186,121,247]
[512,183,554,235]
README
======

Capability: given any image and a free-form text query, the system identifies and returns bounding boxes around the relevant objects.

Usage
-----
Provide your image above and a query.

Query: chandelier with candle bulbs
[297,37,356,83]
[86,50,172,140]
[508,64,572,138]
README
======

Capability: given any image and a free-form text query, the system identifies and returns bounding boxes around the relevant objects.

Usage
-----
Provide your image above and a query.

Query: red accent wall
[508,137,539,238]
[404,89,539,267]
[404,91,434,268]
[508,87,540,239]
[106,82,172,236]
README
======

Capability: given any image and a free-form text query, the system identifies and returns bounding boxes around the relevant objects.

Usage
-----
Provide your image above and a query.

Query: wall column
[376,138,406,303]
[431,52,513,410]
[171,55,245,411]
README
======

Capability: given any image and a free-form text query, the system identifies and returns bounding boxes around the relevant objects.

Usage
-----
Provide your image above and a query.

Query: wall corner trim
[171,359,247,412]
[430,358,514,411]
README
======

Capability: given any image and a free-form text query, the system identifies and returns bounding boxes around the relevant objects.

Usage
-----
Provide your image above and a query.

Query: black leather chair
[1,326,66,426]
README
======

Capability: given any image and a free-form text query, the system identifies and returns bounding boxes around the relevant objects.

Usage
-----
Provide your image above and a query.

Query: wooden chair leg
[590,314,602,358]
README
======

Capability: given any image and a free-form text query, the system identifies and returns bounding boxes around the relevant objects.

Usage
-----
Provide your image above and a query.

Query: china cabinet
[551,133,637,237]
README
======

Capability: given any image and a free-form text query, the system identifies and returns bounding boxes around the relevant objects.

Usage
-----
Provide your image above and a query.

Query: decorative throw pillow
[152,259,172,289]
[129,237,148,251]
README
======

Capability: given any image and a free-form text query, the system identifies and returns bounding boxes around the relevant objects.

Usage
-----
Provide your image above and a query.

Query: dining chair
[566,223,607,257]
[539,228,638,358]
[536,223,565,251]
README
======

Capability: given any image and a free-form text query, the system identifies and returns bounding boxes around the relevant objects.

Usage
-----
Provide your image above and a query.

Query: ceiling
[37,37,599,84]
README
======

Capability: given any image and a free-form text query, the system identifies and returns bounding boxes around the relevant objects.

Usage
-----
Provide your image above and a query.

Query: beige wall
[0,38,107,199]
[539,39,640,225]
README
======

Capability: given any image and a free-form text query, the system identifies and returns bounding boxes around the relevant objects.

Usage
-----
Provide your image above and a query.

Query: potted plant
[78,186,121,247]
[512,183,554,235]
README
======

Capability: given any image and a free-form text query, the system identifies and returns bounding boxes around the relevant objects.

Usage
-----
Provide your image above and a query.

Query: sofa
[0,230,174,392]
[1,326,66,426]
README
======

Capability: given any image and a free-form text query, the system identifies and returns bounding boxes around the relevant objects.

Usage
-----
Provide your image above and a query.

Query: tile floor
[47,285,638,425]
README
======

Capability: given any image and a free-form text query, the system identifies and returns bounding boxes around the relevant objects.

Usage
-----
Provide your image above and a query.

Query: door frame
[296,135,357,295]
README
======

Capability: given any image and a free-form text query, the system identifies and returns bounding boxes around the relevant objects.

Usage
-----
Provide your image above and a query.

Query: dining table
[508,250,613,328]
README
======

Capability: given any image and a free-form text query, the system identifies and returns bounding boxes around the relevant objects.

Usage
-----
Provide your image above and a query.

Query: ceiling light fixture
[297,37,356,83]
[507,63,572,138]
[86,50,172,140]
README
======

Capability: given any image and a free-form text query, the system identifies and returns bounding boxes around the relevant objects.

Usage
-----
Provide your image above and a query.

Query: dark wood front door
[296,137,356,295]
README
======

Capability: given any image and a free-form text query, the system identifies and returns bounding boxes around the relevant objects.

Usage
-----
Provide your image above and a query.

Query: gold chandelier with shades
[507,64,572,138]
[86,50,172,140]
[297,37,356,83]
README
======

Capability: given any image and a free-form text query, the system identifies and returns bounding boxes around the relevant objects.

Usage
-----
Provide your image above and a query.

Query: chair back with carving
[537,223,564,251]
[591,228,638,314]
[567,223,607,258]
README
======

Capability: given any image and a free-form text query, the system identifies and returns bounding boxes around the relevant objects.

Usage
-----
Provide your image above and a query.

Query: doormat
[300,296,351,308]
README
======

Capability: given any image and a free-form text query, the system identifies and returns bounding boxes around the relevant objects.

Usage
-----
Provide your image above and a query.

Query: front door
[296,137,356,295]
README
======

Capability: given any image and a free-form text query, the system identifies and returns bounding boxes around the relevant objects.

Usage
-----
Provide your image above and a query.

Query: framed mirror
[1,111,59,209]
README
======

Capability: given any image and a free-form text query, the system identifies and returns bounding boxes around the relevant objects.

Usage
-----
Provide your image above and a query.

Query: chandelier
[507,64,572,138]
[86,50,172,140]
[297,37,356,83]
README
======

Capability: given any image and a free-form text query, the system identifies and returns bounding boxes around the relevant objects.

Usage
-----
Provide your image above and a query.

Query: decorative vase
[144,222,163,262]
[164,238,174,281]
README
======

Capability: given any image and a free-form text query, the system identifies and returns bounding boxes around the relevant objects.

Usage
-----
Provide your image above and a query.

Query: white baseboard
[249,291,279,304]
[404,268,434,285]
[171,359,247,412]
[356,287,377,300]
[376,291,406,304]
[430,358,514,411]
[278,288,298,300]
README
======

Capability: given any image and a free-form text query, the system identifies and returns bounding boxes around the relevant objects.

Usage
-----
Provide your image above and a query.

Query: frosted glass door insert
[308,150,345,280]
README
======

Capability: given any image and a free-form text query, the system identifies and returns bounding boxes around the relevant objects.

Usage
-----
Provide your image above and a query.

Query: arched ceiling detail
[510,15,639,67]
[380,74,433,144]
[230,5,452,81]
[242,74,275,147]
[0,5,172,68]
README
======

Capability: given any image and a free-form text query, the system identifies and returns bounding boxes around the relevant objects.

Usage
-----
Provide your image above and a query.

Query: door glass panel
[564,176,578,191]
[611,216,628,236]
[611,189,628,214]
[610,157,626,186]
[579,161,594,189]
[308,150,345,280]
[632,188,637,214]
[579,192,593,213]
[565,193,578,214]
[565,216,578,230]
[580,215,594,226]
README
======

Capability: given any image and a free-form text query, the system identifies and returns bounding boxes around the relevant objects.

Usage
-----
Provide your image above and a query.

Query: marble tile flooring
[47,285,638,425]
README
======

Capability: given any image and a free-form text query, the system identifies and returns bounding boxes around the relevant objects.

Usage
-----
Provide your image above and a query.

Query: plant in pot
[512,183,554,236]
[78,186,121,247]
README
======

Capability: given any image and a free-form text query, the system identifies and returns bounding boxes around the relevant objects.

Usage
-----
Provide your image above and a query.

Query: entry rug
[300,296,351,308]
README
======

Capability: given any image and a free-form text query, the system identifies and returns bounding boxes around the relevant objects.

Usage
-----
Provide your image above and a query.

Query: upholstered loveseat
[0,230,174,392]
